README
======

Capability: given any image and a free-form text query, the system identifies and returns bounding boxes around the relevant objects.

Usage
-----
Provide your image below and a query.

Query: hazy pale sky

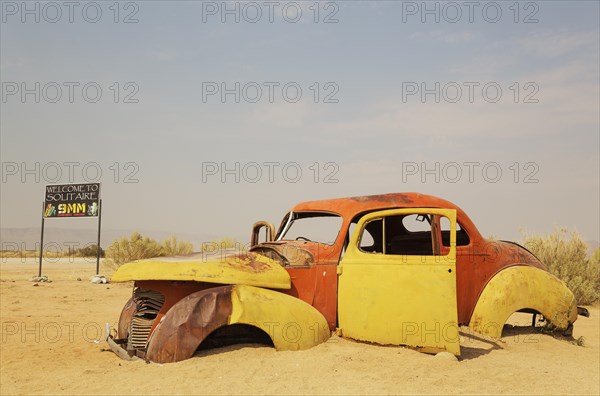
[1,0,599,246]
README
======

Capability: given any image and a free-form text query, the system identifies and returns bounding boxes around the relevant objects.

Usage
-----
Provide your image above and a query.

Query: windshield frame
[275,210,343,246]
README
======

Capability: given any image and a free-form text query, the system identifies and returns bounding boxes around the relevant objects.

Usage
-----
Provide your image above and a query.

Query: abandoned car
[107,193,586,362]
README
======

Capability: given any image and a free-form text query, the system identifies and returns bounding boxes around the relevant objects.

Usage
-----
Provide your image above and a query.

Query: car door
[338,208,460,356]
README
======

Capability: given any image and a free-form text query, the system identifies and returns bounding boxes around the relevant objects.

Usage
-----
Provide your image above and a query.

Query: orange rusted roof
[291,192,482,240]
[293,192,456,217]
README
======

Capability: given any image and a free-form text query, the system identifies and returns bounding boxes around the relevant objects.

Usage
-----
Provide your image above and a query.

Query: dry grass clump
[523,228,599,305]
[105,232,193,266]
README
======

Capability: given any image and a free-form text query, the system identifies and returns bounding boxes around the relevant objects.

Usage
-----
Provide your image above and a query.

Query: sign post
[96,199,102,275]
[39,183,102,276]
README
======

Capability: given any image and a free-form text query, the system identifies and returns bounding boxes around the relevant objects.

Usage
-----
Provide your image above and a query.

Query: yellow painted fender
[469,265,577,338]
[229,284,331,350]
[146,284,330,363]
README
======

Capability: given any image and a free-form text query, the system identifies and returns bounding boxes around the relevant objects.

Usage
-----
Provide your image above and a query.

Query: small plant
[76,244,105,258]
[522,228,600,305]
[105,232,194,267]
[537,322,558,335]
[162,235,193,256]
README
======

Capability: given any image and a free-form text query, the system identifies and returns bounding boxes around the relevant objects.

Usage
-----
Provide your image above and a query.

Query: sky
[1,0,599,248]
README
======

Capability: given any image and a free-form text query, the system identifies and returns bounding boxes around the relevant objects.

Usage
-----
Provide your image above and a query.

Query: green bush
[106,232,193,267]
[523,228,599,305]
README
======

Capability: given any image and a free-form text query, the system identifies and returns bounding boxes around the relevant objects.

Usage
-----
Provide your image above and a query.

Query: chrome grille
[129,288,165,350]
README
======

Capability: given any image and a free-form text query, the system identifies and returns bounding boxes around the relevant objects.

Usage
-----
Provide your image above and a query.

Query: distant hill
[0,227,243,251]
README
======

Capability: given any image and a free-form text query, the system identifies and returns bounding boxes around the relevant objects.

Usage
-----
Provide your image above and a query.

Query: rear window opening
[440,217,470,246]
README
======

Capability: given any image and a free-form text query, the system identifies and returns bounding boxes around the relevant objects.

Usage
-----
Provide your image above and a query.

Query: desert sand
[1,257,598,395]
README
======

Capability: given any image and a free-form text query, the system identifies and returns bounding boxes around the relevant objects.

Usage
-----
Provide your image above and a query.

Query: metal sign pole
[38,202,45,277]
[96,199,102,275]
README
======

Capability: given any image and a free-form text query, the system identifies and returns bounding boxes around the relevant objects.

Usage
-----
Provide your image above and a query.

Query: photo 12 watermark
[201,81,340,104]
[1,82,140,104]
[201,161,340,183]
[0,318,540,347]
[401,82,539,104]
[1,321,110,344]
[1,1,140,23]
[1,162,140,184]
[1,241,101,264]
[201,1,339,24]
[400,1,539,24]
[401,162,540,184]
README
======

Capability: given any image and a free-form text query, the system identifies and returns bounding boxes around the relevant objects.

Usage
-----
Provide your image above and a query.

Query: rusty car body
[107,193,585,362]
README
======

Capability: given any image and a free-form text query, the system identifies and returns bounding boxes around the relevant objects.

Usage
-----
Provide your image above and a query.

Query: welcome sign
[43,183,100,218]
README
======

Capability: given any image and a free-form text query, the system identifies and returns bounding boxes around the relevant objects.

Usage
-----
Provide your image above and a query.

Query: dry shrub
[76,244,105,258]
[106,232,193,267]
[523,228,599,305]
[162,235,193,256]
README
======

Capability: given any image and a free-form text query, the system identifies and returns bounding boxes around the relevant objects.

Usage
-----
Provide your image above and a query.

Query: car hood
[110,251,291,289]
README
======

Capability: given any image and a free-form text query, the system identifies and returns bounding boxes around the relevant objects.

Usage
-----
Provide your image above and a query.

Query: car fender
[146,284,330,363]
[469,265,577,338]
[117,297,136,339]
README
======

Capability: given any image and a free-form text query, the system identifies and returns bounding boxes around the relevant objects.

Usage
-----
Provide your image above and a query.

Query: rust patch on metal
[348,193,414,204]
[224,253,272,272]
[146,285,234,363]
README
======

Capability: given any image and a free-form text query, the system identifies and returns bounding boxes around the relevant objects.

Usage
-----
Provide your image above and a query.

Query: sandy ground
[1,258,598,395]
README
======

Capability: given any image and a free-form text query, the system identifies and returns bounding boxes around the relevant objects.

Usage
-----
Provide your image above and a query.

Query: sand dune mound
[1,258,598,395]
